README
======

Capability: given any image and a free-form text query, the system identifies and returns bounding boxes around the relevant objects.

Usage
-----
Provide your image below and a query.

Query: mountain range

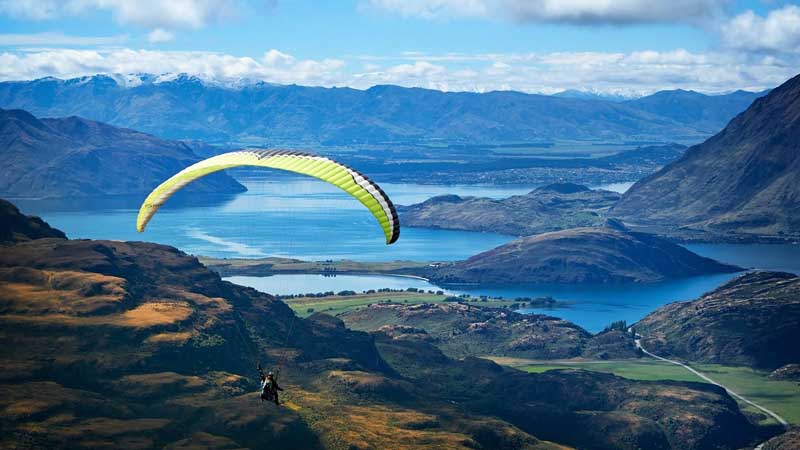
[0,74,767,144]
[613,73,800,238]
[0,108,244,199]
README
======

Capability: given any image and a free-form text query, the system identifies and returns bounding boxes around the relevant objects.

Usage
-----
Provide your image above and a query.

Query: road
[633,334,790,430]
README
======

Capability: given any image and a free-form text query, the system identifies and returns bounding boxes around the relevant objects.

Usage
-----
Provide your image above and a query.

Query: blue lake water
[15,175,518,262]
[225,272,740,333]
[15,174,798,333]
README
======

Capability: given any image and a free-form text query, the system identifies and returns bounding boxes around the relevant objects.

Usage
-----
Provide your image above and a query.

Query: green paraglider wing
[136,150,400,244]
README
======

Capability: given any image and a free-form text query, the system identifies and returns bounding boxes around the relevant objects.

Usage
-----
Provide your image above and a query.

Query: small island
[425,227,742,285]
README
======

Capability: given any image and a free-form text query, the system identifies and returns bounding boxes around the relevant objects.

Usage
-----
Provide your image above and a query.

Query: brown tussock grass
[118,372,206,396]
[0,268,126,316]
[327,370,387,387]
[145,331,193,345]
[317,405,471,450]
[55,417,171,438]
[163,432,242,450]
[115,301,194,327]
[0,300,193,328]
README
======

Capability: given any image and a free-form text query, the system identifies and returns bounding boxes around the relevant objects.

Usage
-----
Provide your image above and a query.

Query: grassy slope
[283,291,516,317]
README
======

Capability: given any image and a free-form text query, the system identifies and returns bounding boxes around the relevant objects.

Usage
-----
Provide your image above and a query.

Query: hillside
[635,271,800,370]
[613,73,800,238]
[0,199,769,450]
[425,227,741,285]
[0,108,245,198]
[0,199,66,242]
[400,183,620,236]
[0,75,765,144]
[623,89,769,134]
[341,302,639,360]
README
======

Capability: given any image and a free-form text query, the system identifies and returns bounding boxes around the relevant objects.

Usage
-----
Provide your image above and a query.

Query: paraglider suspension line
[276,312,297,377]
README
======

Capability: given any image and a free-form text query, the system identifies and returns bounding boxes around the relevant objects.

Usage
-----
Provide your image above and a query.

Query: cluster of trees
[602,320,637,338]
[276,287,447,300]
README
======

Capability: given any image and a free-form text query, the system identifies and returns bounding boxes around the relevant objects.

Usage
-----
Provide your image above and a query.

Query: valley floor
[493,357,800,426]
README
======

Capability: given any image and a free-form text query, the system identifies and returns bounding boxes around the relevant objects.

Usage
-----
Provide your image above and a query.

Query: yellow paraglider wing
[136,150,400,244]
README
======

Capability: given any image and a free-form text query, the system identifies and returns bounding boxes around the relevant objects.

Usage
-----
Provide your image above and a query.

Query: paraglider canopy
[136,149,400,244]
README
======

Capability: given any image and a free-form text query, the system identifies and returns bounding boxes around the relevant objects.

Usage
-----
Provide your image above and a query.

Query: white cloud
[147,29,174,43]
[0,48,346,86]
[362,0,728,24]
[0,0,60,19]
[0,46,795,96]
[0,32,128,47]
[722,5,800,53]
[350,48,795,94]
[0,0,240,29]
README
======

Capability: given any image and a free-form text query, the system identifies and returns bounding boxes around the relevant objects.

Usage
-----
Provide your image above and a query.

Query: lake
[15,174,798,332]
[15,175,518,262]
[225,272,739,333]
[222,236,798,333]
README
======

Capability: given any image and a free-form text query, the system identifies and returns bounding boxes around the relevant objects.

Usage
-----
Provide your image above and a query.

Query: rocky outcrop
[769,364,800,381]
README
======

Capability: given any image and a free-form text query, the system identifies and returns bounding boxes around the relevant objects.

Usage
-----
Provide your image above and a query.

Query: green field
[283,292,517,317]
[497,358,800,426]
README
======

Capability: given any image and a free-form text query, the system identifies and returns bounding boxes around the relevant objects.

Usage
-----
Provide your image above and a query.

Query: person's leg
[274,391,280,405]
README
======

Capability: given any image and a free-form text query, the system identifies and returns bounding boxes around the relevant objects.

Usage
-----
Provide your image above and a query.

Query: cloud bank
[722,5,800,53]
[362,0,728,24]
[0,46,794,95]
[0,0,239,28]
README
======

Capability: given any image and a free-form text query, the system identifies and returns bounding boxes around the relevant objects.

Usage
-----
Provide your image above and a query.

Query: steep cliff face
[636,271,800,369]
[614,73,800,238]
[426,227,741,285]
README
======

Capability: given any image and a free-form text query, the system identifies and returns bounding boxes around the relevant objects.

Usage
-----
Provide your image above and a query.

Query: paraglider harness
[258,363,282,405]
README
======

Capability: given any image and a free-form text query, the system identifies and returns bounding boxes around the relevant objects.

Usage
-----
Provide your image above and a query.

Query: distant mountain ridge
[0,74,767,144]
[613,72,800,238]
[400,183,621,236]
[0,108,245,198]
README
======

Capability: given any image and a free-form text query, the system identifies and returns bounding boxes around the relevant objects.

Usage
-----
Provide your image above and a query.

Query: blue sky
[0,0,798,94]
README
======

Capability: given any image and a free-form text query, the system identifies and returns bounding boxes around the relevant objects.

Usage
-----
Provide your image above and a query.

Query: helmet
[267,372,274,377]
